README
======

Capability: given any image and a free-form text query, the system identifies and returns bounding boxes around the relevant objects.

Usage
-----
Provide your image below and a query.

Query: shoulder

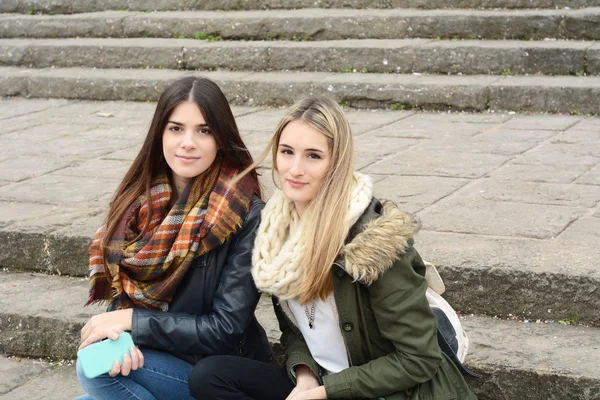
[343,198,421,285]
[245,195,265,225]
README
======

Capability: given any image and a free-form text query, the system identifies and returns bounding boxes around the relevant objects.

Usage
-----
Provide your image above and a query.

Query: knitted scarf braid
[252,172,372,299]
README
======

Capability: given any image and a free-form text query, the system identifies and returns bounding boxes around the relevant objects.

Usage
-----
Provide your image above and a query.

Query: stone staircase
[1,1,600,399]
[2,2,600,113]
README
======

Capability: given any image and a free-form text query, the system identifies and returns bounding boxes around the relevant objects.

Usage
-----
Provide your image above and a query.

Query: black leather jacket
[130,197,272,365]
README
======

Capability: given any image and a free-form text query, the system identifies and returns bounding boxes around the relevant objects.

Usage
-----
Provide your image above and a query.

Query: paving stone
[52,212,107,241]
[413,128,556,156]
[500,114,585,131]
[3,129,140,160]
[0,356,48,395]
[0,156,74,182]
[0,123,89,142]
[419,111,512,124]
[460,178,600,207]
[489,162,591,184]
[354,152,384,170]
[513,142,600,167]
[353,134,420,155]
[548,131,600,157]
[371,115,494,139]
[558,217,600,243]
[52,158,133,180]
[230,106,264,118]
[0,98,69,120]
[364,150,509,178]
[570,116,600,131]
[373,175,468,213]
[235,109,288,133]
[416,230,600,323]
[0,116,44,135]
[595,207,600,218]
[99,146,142,162]
[0,175,119,205]
[1,101,150,131]
[344,108,413,135]
[1,362,84,400]
[575,165,600,185]
[418,197,584,239]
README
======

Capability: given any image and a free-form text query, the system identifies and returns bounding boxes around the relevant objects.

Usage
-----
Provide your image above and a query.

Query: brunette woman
[75,77,271,400]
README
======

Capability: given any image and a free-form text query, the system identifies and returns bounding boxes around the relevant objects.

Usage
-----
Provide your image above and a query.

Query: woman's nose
[180,131,195,149]
[289,157,304,176]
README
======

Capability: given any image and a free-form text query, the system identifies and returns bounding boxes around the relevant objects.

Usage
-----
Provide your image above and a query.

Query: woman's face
[162,101,219,195]
[276,120,331,217]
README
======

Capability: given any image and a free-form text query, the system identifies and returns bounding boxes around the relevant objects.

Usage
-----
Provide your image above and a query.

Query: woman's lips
[176,155,200,164]
[287,179,307,189]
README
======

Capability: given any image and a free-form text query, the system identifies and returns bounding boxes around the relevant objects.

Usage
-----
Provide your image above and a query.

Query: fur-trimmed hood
[341,199,420,286]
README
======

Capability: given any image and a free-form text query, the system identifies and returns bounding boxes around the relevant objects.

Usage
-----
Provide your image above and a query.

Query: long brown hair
[237,96,355,303]
[102,76,261,258]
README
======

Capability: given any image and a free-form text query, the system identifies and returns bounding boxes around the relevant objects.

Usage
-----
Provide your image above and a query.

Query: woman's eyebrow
[167,120,209,127]
[279,143,325,153]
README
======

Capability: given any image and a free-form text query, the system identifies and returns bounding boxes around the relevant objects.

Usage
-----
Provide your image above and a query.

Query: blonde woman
[188,96,476,400]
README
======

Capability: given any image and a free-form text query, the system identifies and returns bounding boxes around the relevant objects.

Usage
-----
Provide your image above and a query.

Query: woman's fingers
[120,353,132,376]
[129,346,139,371]
[137,348,145,368]
[80,320,91,346]
[109,361,121,377]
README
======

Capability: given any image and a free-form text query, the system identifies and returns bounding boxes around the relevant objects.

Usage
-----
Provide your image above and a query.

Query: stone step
[1,271,598,400]
[1,38,597,76]
[2,0,600,14]
[1,8,600,40]
[2,66,600,114]
[0,355,82,399]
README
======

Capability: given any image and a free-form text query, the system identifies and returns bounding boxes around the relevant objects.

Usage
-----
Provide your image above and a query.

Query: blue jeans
[75,348,194,400]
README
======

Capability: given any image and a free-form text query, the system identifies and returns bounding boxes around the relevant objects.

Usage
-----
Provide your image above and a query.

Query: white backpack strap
[424,260,445,295]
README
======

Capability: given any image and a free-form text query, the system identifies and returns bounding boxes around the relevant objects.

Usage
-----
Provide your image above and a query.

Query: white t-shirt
[287,295,350,375]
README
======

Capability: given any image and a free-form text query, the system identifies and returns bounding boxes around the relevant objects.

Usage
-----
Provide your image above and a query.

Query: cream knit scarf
[252,172,373,299]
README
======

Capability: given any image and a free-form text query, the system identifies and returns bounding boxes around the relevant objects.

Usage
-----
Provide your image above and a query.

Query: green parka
[274,198,477,400]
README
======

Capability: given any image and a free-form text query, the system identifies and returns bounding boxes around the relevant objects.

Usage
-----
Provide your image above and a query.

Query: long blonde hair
[238,96,355,303]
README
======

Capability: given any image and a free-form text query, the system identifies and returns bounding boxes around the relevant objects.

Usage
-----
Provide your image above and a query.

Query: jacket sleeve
[273,297,321,384]
[323,245,443,399]
[130,201,264,356]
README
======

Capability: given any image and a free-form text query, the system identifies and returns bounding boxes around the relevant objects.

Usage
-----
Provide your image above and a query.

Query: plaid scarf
[86,157,257,311]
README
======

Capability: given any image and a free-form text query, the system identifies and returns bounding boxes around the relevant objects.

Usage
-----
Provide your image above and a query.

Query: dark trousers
[188,355,296,400]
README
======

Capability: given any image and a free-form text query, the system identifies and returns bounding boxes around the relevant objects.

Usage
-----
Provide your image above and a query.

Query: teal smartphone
[77,332,135,379]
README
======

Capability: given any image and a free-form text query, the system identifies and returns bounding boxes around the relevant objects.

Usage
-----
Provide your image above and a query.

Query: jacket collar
[341,198,419,285]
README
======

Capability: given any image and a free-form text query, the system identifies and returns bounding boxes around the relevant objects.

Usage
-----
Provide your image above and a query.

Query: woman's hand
[79,309,133,350]
[286,386,327,400]
[108,346,145,377]
[286,365,324,400]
